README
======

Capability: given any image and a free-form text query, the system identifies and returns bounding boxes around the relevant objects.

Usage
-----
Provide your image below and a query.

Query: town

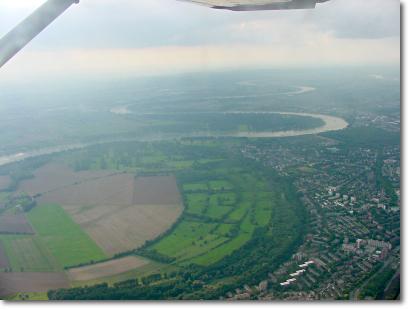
[226,127,400,300]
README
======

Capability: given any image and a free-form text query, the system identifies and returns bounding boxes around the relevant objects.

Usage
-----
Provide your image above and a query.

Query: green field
[185,193,208,215]
[147,164,279,266]
[208,180,234,191]
[0,235,60,272]
[27,204,106,268]
[6,292,49,301]
[152,221,227,262]
[183,183,208,192]
[190,233,252,266]
[15,140,303,291]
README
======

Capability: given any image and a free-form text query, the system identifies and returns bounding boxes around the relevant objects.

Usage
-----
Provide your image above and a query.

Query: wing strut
[0,0,79,68]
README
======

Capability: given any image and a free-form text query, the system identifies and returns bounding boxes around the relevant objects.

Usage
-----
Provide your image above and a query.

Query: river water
[0,112,348,168]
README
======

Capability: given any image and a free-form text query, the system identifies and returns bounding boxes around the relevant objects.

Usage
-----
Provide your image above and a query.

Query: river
[0,112,348,168]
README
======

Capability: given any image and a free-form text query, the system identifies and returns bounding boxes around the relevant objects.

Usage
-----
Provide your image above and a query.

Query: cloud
[1,36,399,81]
[1,0,400,48]
[0,0,400,78]
[311,0,400,39]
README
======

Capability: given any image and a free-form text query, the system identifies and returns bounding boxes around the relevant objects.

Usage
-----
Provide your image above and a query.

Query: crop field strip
[72,203,183,256]
[67,256,150,282]
[19,163,117,197]
[132,176,182,205]
[0,214,34,234]
[0,242,10,269]
[26,204,107,268]
[0,272,69,297]
[0,234,60,272]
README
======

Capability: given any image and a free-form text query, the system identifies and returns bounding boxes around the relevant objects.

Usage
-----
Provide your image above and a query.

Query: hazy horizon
[0,0,400,80]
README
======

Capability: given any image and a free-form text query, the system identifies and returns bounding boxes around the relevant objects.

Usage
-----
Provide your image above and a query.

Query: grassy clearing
[166,160,194,170]
[206,204,232,219]
[215,224,236,236]
[185,193,208,215]
[152,221,218,258]
[183,183,208,192]
[208,180,234,191]
[27,204,106,268]
[189,233,252,266]
[6,292,49,301]
[227,201,251,222]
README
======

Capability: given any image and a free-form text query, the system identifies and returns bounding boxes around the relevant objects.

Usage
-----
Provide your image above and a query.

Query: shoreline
[0,112,348,168]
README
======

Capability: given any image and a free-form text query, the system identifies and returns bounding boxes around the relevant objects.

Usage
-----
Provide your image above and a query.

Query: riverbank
[0,112,348,168]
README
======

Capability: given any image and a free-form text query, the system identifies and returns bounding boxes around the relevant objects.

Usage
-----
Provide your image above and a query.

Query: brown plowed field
[70,203,182,255]
[0,214,34,234]
[0,244,10,269]
[19,163,116,196]
[0,272,69,297]
[38,173,135,206]
[21,163,183,257]
[67,256,149,282]
[133,176,182,205]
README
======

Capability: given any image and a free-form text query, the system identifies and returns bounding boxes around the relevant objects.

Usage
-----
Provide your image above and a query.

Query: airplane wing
[0,0,80,68]
[0,0,331,69]
[179,0,330,11]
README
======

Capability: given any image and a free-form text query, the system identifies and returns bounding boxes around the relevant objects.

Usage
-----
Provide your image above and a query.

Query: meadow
[146,165,276,267]
[27,204,106,268]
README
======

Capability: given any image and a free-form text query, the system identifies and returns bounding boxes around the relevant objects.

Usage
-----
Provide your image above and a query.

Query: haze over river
[0,112,348,168]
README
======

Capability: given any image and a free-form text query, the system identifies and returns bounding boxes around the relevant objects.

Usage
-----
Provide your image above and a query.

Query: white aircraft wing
[0,0,331,68]
[179,0,330,11]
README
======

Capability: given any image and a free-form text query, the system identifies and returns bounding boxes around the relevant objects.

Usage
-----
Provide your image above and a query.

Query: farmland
[0,234,59,272]
[68,202,182,256]
[68,256,149,282]
[15,163,184,256]
[0,214,34,234]
[0,243,9,270]
[0,176,10,191]
[60,141,302,271]
[0,272,69,298]
[0,161,184,296]
[133,176,182,205]
[146,167,276,266]
[27,204,107,268]
[0,139,304,299]
[19,163,115,196]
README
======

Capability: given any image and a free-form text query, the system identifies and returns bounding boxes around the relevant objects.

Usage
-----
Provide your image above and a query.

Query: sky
[0,0,401,79]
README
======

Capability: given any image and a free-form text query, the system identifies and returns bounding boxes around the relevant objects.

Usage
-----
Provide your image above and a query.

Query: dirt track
[68,256,149,282]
